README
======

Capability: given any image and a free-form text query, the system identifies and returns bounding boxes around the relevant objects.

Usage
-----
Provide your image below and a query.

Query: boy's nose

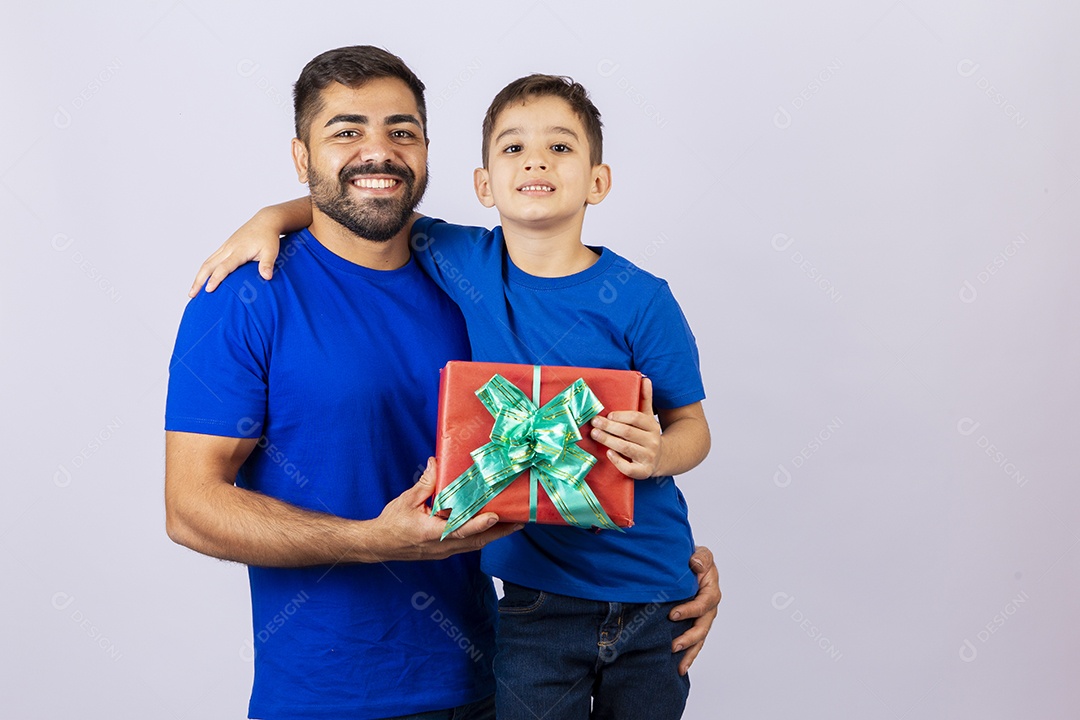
[523,159,547,171]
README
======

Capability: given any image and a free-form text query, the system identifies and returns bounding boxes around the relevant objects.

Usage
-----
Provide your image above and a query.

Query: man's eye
[503,144,522,154]
[391,129,415,139]
[336,129,360,138]
[551,143,571,152]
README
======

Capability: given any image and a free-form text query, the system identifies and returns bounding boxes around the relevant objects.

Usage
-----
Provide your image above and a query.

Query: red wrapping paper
[433,361,641,527]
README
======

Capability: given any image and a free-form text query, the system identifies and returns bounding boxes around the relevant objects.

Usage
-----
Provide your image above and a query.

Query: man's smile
[349,175,404,194]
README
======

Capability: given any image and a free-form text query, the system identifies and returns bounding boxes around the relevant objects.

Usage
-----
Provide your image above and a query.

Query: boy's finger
[640,377,655,416]
[601,410,652,428]
[206,266,230,293]
[258,257,276,281]
[591,419,653,449]
[190,262,214,297]
[605,449,640,476]
[592,428,641,461]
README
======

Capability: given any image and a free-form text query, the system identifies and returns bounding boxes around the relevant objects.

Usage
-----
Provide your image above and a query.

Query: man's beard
[308,160,428,242]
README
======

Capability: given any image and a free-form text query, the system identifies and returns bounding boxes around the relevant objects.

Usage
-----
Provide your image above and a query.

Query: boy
[193,75,710,719]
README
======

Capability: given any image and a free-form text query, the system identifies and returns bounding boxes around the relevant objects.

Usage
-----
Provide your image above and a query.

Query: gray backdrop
[4,1,1077,717]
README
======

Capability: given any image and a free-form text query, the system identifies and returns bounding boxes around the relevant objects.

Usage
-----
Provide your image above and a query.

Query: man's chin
[316,202,415,243]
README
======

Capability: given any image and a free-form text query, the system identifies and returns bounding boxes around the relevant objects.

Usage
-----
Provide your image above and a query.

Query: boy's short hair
[481,74,604,167]
[293,45,427,143]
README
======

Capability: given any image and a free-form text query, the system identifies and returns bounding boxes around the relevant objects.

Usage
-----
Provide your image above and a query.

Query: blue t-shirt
[411,217,705,603]
[165,229,496,720]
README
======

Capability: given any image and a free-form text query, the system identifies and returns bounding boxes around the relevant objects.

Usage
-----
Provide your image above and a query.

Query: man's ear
[473,167,496,208]
[292,138,310,184]
[586,163,612,206]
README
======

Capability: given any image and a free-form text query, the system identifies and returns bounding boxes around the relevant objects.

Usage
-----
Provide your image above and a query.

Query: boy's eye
[503,144,522,154]
[551,143,571,153]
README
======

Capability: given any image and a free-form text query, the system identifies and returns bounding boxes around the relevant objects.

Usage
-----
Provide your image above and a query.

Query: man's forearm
[166,481,385,567]
[165,432,518,567]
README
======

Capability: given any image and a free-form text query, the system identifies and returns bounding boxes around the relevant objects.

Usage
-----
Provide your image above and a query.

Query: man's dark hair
[293,45,427,143]
[481,74,604,167]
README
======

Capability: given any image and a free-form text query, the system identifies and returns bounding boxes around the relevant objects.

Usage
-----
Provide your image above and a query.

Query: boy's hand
[589,377,662,479]
[189,213,283,297]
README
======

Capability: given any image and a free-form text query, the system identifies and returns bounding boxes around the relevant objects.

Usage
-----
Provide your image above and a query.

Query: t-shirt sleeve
[164,281,270,438]
[409,216,490,306]
[630,282,706,410]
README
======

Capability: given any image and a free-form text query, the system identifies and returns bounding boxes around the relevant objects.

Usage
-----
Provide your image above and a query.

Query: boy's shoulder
[411,216,495,250]
[595,246,671,297]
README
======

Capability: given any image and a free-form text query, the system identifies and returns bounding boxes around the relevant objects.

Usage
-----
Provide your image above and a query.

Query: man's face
[294,78,428,242]
[475,95,608,231]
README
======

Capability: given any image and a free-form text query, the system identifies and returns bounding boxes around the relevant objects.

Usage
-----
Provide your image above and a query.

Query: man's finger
[445,512,501,540]
[689,544,715,574]
[672,613,712,652]
[640,376,654,416]
[678,639,705,676]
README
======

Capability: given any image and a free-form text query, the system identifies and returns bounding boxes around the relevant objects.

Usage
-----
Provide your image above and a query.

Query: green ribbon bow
[432,367,623,539]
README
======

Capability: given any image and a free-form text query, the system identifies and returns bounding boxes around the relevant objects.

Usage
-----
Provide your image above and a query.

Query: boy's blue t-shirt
[165,229,496,720]
[411,217,705,603]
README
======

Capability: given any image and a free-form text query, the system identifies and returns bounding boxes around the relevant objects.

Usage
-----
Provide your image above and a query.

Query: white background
[3,1,1078,717]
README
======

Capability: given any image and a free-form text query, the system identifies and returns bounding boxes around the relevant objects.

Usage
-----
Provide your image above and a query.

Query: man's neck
[308,210,412,270]
[500,214,599,278]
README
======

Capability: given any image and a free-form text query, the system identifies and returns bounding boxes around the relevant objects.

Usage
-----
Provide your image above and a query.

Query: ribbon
[432,366,623,539]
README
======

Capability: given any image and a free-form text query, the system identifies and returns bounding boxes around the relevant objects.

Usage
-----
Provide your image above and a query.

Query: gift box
[431,361,641,536]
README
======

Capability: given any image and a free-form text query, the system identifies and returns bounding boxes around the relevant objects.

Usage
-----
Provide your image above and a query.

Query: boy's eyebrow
[324,113,422,129]
[494,125,580,144]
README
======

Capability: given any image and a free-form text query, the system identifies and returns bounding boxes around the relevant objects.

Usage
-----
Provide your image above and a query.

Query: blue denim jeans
[383,694,495,720]
[495,582,693,720]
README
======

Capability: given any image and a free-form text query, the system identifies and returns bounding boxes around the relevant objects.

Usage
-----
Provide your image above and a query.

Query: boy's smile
[475,95,610,236]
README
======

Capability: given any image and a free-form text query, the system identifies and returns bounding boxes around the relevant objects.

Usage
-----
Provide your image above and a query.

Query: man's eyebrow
[324,114,368,128]
[385,114,422,128]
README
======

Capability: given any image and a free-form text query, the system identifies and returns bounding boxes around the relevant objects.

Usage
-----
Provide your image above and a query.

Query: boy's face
[475,95,610,233]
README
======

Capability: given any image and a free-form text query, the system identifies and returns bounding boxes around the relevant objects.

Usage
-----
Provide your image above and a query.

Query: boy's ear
[292,138,310,184]
[473,167,496,208]
[586,164,612,206]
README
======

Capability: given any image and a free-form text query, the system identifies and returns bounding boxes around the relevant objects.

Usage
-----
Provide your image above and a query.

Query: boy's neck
[500,216,600,278]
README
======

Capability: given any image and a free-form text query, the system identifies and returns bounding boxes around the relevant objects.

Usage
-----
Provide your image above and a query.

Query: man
[165,45,718,720]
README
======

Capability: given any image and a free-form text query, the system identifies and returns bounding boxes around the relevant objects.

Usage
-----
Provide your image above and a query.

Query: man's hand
[370,458,523,561]
[669,545,721,675]
[165,431,520,567]
[589,377,663,479]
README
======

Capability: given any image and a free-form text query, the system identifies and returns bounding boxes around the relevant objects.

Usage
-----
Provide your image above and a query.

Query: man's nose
[359,134,395,164]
